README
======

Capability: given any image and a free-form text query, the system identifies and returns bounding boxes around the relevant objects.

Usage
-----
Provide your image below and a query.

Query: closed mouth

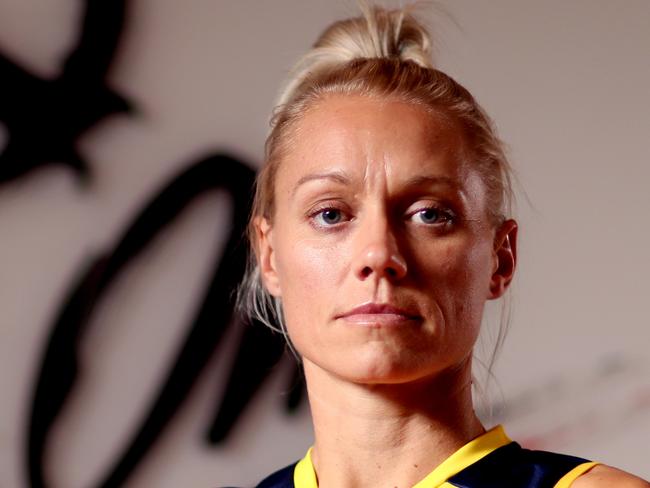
[337,303,421,322]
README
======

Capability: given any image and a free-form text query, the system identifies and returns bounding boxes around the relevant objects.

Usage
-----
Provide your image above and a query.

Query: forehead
[275,94,476,195]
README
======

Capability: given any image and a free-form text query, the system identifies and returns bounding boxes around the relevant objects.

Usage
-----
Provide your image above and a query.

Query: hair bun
[316,3,433,67]
[276,2,433,107]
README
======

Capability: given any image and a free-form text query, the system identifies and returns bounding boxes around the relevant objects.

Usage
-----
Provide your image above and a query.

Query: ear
[255,216,282,297]
[488,219,518,299]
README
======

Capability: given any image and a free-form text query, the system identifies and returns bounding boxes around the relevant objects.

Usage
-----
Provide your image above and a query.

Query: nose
[354,216,407,281]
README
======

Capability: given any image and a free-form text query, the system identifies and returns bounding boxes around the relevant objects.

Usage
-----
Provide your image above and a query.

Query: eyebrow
[402,175,464,191]
[291,171,351,198]
[290,172,466,199]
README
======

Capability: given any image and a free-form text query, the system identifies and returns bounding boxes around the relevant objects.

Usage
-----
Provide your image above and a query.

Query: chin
[312,348,447,386]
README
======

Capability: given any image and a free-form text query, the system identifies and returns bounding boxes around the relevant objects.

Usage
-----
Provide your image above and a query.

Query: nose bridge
[354,203,406,280]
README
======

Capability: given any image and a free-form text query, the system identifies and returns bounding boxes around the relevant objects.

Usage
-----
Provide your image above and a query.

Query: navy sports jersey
[248,425,598,488]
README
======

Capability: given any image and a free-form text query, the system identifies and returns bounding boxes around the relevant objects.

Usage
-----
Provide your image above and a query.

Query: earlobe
[488,219,518,299]
[255,217,282,297]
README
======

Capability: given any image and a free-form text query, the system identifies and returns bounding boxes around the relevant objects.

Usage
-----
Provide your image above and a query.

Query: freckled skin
[255,94,647,488]
[260,95,504,386]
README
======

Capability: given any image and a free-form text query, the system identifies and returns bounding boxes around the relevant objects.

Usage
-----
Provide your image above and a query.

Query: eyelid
[406,202,456,224]
[307,201,352,228]
[307,200,348,216]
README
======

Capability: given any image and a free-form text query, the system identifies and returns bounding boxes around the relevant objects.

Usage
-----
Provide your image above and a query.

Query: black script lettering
[0,0,131,184]
[27,154,302,488]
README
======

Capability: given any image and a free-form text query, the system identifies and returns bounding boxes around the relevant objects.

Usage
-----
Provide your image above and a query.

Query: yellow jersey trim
[553,461,600,488]
[294,447,318,488]
[412,425,511,488]
[293,425,511,488]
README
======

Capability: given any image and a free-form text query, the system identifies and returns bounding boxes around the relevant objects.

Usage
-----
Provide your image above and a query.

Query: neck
[303,357,484,488]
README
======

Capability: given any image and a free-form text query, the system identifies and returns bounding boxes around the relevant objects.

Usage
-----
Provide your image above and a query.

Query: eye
[311,207,348,226]
[410,206,455,225]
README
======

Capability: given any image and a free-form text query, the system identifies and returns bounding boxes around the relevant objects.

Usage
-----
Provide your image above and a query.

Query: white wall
[0,1,648,486]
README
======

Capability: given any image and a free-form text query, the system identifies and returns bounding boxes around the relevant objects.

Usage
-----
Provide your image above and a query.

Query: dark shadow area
[0,0,131,185]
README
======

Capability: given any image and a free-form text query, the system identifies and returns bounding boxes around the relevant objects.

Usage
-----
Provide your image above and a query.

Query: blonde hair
[239,2,515,368]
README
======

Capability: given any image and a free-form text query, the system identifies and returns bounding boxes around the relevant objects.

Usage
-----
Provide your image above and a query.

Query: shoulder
[448,440,647,488]
[449,442,591,486]
[570,464,649,487]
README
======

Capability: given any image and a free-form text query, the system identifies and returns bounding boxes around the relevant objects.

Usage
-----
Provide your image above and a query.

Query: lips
[337,303,421,326]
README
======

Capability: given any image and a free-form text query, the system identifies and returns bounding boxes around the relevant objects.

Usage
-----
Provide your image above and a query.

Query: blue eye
[412,207,453,225]
[315,208,344,225]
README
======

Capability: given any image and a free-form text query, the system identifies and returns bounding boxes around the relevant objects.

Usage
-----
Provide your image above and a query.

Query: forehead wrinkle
[283,95,474,206]
[356,134,392,199]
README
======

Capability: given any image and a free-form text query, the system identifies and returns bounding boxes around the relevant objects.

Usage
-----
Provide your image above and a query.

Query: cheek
[274,235,346,331]
[417,234,491,290]
[416,233,494,327]
[453,240,495,344]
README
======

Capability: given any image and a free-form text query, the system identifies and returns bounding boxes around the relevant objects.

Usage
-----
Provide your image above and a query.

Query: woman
[238,4,648,487]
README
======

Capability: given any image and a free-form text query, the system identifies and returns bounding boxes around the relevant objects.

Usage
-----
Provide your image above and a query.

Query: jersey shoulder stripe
[447,441,591,488]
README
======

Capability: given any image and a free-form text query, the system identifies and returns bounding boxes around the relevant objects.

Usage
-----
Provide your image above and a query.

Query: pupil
[422,209,438,222]
[323,210,340,223]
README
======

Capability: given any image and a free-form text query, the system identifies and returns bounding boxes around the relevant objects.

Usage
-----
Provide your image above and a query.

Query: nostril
[359,265,402,279]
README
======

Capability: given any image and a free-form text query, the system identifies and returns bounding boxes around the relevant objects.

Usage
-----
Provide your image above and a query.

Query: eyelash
[308,205,351,228]
[307,203,456,229]
[408,205,456,226]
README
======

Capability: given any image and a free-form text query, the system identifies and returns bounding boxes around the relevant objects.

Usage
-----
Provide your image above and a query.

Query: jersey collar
[293,425,512,488]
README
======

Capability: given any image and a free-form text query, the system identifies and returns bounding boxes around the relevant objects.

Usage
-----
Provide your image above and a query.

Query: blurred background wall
[0,0,648,486]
